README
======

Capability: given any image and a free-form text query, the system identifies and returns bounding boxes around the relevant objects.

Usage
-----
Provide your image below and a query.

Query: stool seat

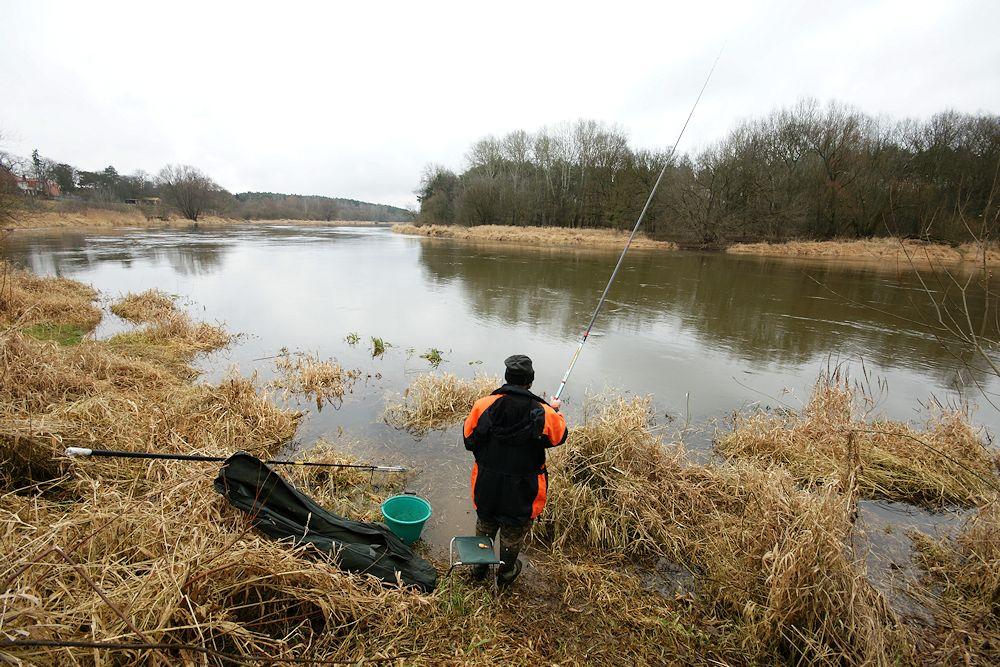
[449,536,502,566]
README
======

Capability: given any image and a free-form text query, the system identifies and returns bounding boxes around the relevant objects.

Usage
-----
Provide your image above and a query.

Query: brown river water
[5,224,998,594]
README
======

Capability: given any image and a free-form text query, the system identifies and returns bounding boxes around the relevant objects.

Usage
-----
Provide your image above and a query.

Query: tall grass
[383,373,500,436]
[717,372,1000,507]
[540,395,913,664]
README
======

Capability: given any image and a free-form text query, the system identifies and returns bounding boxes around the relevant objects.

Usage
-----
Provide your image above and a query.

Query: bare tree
[156,164,226,222]
[0,133,20,226]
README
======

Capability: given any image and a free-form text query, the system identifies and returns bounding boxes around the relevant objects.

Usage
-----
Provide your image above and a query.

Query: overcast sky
[2,1,997,208]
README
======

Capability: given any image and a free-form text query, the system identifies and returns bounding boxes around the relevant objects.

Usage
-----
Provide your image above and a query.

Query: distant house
[17,176,61,198]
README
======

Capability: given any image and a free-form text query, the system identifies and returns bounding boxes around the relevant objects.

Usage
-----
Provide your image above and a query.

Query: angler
[462,354,567,587]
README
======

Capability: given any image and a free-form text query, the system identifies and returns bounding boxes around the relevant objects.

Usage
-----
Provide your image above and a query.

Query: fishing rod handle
[65,447,93,457]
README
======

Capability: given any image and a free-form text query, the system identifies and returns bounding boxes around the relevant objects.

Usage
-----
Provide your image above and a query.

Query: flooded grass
[383,372,500,436]
[910,500,1000,664]
[270,350,360,408]
[110,288,177,323]
[392,223,678,250]
[717,372,1000,507]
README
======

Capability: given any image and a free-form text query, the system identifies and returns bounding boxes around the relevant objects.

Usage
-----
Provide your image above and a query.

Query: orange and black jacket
[463,384,568,525]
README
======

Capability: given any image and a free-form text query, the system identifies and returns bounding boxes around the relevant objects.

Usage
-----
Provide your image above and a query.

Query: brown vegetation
[0,261,101,331]
[270,351,361,408]
[12,201,390,230]
[540,395,913,664]
[383,372,500,435]
[392,223,677,250]
[911,500,1000,665]
[726,238,1000,267]
[717,373,1000,507]
[110,288,177,323]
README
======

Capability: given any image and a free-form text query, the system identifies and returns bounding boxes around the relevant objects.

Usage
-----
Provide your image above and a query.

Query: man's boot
[496,545,522,589]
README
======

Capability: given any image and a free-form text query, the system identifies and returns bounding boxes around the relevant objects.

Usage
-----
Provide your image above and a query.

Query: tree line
[0,140,412,223]
[415,99,1000,244]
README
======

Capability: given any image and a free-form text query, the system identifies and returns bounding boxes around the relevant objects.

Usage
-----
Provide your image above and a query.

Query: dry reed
[392,223,677,250]
[910,500,1000,665]
[271,352,360,408]
[540,394,913,664]
[0,261,101,331]
[726,238,1000,267]
[383,373,500,435]
[110,288,177,323]
[717,373,1000,507]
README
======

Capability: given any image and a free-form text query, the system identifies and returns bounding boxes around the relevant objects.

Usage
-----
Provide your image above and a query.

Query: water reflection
[415,240,998,392]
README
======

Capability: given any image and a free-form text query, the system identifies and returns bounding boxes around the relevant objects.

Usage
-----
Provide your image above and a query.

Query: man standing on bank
[463,354,568,587]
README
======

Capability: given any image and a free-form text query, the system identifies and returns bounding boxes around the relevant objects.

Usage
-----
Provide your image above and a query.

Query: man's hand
[549,397,562,411]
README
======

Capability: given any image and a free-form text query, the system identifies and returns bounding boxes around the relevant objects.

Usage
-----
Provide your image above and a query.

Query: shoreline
[9,207,397,231]
[390,223,678,250]
[391,223,1000,267]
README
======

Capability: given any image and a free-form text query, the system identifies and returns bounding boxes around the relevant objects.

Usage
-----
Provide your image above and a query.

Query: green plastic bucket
[381,494,432,544]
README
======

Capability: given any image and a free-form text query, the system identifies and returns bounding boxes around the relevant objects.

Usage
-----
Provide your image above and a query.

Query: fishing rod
[553,49,724,401]
[63,447,407,473]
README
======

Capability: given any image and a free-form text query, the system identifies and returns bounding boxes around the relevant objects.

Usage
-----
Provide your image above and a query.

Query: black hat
[504,354,534,386]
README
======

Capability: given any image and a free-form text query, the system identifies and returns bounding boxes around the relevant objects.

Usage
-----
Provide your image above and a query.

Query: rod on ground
[64,447,407,473]
[553,48,723,401]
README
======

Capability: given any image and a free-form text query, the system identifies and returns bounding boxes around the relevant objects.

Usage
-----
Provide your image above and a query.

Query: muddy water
[5,225,998,564]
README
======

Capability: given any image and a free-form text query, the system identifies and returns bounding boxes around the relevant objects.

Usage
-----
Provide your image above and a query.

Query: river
[4,224,997,561]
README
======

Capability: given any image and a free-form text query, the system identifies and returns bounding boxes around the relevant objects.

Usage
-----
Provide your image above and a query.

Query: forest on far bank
[415,99,1000,245]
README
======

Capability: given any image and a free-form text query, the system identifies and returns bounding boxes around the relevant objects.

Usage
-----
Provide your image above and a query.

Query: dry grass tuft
[717,373,1000,507]
[0,261,101,331]
[392,223,677,250]
[911,500,1000,664]
[110,288,177,323]
[107,312,230,372]
[540,394,913,664]
[383,373,500,435]
[271,351,360,408]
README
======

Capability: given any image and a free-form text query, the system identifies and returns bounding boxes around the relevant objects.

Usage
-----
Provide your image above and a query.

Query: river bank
[2,262,997,664]
[727,238,1000,267]
[393,223,1000,267]
[9,202,391,230]
[391,223,679,250]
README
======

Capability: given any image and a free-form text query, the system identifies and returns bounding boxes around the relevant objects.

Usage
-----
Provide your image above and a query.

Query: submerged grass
[717,372,1000,507]
[911,500,1000,665]
[110,288,177,323]
[383,372,500,436]
[271,351,360,408]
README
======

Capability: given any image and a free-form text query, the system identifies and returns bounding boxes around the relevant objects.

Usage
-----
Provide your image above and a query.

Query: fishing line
[554,47,724,401]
